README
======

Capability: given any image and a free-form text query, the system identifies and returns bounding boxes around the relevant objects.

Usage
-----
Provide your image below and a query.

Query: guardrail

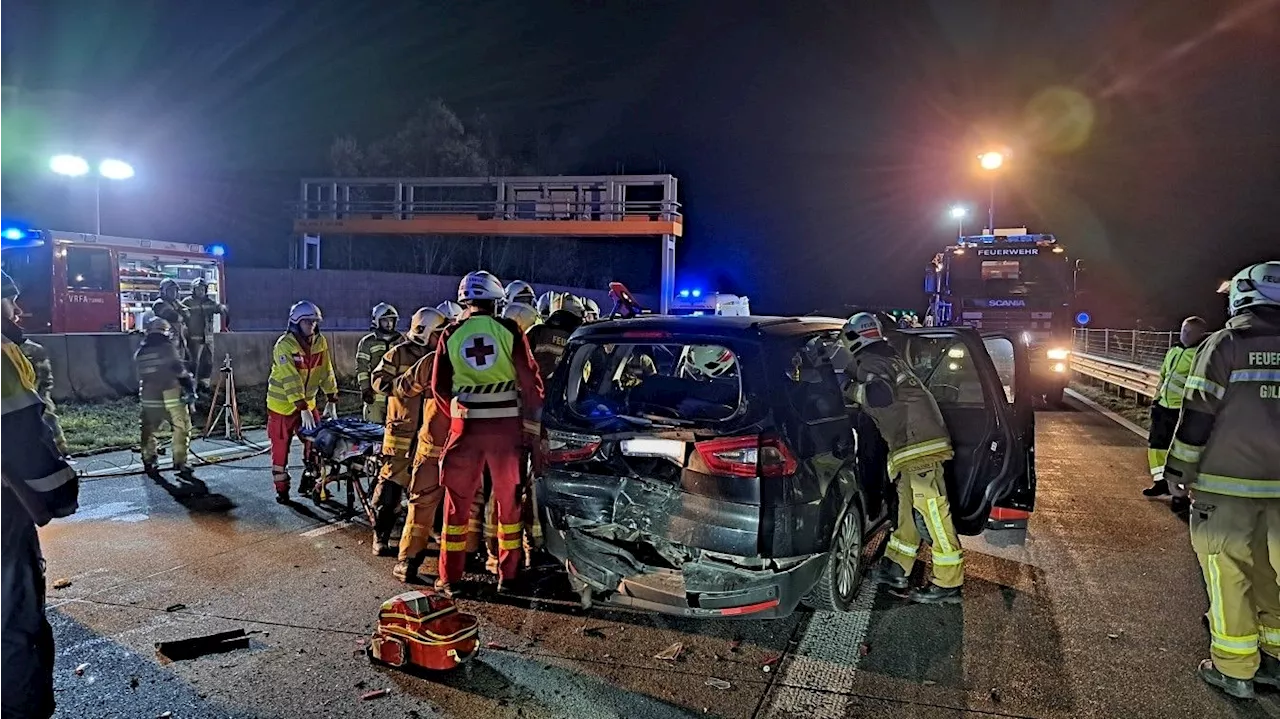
[1072,328,1173,368]
[1069,352,1161,399]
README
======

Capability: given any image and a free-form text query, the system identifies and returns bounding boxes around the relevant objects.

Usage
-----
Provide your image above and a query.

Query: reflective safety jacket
[432,313,543,423]
[266,331,338,416]
[394,350,452,464]
[357,330,403,421]
[1167,308,1280,498]
[2,328,78,526]
[842,341,954,476]
[1155,342,1202,409]
[135,333,195,401]
[370,339,430,458]
[527,310,583,380]
[21,339,54,399]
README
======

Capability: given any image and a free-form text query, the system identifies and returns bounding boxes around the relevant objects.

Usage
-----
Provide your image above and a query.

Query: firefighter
[20,338,68,456]
[504,280,537,311]
[1143,316,1210,500]
[135,318,199,479]
[581,297,601,323]
[436,300,464,324]
[535,291,555,319]
[152,278,190,362]
[182,277,229,392]
[368,308,445,558]
[432,271,544,597]
[266,301,339,503]
[840,312,962,604]
[2,271,78,719]
[501,302,540,334]
[1164,260,1280,700]
[357,303,403,424]
[384,308,452,582]
[527,294,584,379]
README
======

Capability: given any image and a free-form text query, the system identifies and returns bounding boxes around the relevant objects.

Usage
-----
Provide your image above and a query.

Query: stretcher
[299,416,384,524]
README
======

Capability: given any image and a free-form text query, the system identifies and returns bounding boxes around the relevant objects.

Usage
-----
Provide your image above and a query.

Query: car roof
[577,314,845,340]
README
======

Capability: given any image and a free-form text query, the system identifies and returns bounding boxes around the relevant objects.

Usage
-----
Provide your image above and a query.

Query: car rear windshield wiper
[618,413,694,428]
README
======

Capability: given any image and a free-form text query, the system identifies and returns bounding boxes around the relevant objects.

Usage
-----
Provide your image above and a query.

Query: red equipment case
[368,590,479,671]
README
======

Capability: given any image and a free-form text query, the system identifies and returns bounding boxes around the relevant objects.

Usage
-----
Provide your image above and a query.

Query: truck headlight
[1046,348,1070,360]
[1051,362,1066,373]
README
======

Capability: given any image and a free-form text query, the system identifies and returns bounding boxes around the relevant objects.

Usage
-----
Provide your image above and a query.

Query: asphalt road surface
[38,400,1275,718]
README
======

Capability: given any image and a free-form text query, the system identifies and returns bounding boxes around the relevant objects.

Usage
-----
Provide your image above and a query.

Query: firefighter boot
[273,470,291,504]
[393,556,424,584]
[1199,659,1255,700]
[1256,654,1280,688]
[908,584,963,605]
[1142,479,1170,497]
[872,557,910,590]
[176,464,198,482]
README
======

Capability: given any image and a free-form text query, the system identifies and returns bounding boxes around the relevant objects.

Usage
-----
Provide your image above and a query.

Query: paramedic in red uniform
[432,271,543,596]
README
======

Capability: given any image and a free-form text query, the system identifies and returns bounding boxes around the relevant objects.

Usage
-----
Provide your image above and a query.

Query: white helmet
[502,302,540,333]
[536,291,554,317]
[407,307,447,345]
[459,271,504,302]
[145,317,172,337]
[289,300,322,327]
[581,297,601,322]
[1220,260,1280,316]
[371,302,399,328]
[681,345,737,379]
[504,280,536,308]
[550,292,584,318]
[841,312,885,354]
[436,300,464,322]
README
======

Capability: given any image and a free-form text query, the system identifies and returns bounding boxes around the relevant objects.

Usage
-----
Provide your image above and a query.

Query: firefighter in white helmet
[431,271,544,596]
[1164,260,1280,699]
[581,297,601,323]
[436,300,464,324]
[368,308,445,559]
[840,312,962,604]
[535,292,555,319]
[266,301,339,503]
[504,281,537,311]
[357,303,403,424]
[502,302,540,334]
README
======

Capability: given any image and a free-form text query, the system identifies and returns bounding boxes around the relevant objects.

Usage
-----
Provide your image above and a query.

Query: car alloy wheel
[833,508,864,602]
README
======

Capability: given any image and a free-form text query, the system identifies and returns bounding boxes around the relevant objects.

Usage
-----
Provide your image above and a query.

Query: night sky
[3,0,1278,326]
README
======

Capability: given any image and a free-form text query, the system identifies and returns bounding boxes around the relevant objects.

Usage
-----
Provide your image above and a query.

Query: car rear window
[563,341,743,423]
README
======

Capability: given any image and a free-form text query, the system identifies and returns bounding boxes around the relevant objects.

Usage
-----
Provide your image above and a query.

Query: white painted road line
[299,521,354,538]
[762,578,878,719]
[1064,387,1147,439]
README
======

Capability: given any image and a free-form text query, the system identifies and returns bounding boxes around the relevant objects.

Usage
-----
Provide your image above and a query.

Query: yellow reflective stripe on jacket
[887,437,953,476]
[1194,474,1280,499]
[1184,375,1225,400]
[266,333,334,415]
[1169,439,1203,464]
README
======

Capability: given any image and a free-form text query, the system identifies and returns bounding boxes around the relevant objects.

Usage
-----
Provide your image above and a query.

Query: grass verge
[57,384,364,455]
[1068,378,1152,431]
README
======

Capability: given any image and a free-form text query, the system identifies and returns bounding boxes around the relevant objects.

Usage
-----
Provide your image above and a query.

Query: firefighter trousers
[883,462,964,588]
[141,389,191,467]
[40,393,67,456]
[1190,494,1280,680]
[399,457,445,563]
[485,451,541,560]
[371,455,411,542]
[438,422,523,584]
[1147,403,1179,482]
[1,491,56,719]
[189,338,215,390]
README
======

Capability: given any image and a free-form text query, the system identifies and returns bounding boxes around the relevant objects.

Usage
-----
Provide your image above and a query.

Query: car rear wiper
[618,413,694,428]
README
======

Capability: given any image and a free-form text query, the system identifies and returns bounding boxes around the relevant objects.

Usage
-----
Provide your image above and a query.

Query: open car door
[889,328,1035,535]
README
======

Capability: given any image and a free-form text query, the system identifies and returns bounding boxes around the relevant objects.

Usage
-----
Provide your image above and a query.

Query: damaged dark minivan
[535,315,1036,619]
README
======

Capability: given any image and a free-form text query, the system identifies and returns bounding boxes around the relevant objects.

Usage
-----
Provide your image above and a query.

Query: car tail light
[543,430,601,463]
[694,435,798,478]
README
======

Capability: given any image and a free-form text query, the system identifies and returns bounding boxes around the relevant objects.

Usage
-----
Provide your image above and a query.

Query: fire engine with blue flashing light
[0,228,227,334]
[670,288,750,317]
[924,227,1079,406]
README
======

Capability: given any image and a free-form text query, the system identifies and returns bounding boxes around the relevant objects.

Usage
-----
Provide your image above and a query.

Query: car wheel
[802,503,865,612]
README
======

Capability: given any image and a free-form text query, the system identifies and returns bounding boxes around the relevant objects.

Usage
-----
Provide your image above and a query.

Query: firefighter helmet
[680,345,737,379]
[145,317,172,337]
[841,312,885,355]
[159,278,180,300]
[436,300,464,322]
[289,300,322,327]
[550,293,584,318]
[190,277,209,297]
[581,297,601,322]
[407,307,448,345]
[1220,260,1280,316]
[504,280,536,308]
[536,291,554,317]
[458,271,504,302]
[371,302,399,330]
[502,302,540,333]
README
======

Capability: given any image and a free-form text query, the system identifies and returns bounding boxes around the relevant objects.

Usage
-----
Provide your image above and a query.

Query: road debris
[859,642,871,656]
[1107,633,1120,640]
[361,688,390,700]
[923,680,937,686]
[158,712,172,718]
[52,578,73,589]
[74,663,89,676]
[155,629,249,661]
[729,639,742,653]
[705,678,732,690]
[129,676,140,690]
[654,642,683,661]
[486,642,508,650]
[164,604,186,612]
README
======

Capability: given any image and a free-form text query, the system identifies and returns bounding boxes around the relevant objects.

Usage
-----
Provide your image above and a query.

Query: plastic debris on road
[164,604,186,612]
[705,678,732,690]
[654,642,683,661]
[361,688,390,700]
[74,663,89,676]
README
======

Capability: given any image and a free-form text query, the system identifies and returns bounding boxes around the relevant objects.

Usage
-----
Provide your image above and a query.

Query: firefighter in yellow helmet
[1143,316,1210,502]
[368,308,446,559]
[1164,260,1280,700]
[357,303,403,423]
[840,312,961,604]
[266,301,339,503]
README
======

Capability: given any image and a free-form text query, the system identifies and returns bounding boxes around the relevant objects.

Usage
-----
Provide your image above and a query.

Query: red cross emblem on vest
[463,335,497,369]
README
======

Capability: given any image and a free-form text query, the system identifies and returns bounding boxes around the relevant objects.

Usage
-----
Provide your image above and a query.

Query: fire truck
[924,228,1076,405]
[669,289,751,317]
[0,229,227,334]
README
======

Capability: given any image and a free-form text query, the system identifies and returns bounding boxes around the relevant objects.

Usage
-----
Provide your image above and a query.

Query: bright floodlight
[50,154,90,177]
[949,206,967,219]
[978,151,1005,171]
[99,159,135,180]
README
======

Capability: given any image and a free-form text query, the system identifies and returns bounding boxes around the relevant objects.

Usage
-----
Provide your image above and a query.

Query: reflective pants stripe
[1147,448,1168,479]
[437,425,524,583]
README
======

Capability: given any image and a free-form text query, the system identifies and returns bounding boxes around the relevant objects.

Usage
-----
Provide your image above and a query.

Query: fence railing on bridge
[1071,329,1175,369]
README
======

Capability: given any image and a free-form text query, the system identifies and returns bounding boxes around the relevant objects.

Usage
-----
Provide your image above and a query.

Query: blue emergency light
[691,289,702,298]
[1075,311,1091,326]
[2,228,26,241]
[679,289,690,298]
[208,244,227,257]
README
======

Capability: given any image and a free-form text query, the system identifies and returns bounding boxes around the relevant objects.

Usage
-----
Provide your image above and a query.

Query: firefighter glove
[300,410,318,432]
[323,400,339,420]
[362,387,375,405]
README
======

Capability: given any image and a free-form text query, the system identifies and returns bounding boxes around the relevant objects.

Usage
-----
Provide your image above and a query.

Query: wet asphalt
[37,403,1275,718]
